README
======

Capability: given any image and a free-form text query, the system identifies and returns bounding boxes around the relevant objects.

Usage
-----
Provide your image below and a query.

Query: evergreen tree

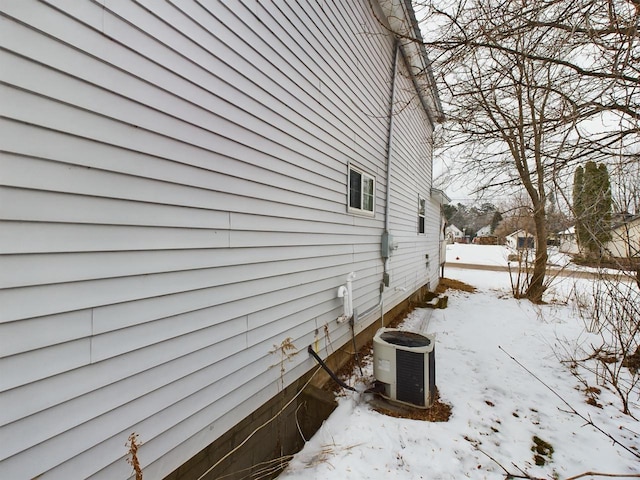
[595,163,612,247]
[573,165,586,248]
[490,211,502,233]
[573,162,612,257]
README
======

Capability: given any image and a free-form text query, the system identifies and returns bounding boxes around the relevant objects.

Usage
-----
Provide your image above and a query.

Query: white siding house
[506,229,536,250]
[0,1,444,479]
[560,217,640,258]
[606,216,640,259]
[445,224,464,243]
[476,224,492,237]
[558,226,580,255]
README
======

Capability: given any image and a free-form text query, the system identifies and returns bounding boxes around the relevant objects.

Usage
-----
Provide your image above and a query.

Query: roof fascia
[375,0,444,125]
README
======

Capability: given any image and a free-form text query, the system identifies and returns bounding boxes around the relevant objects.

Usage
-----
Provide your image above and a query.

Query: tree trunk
[526,205,548,303]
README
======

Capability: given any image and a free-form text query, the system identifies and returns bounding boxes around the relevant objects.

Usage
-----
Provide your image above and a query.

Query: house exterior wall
[383,52,440,307]
[476,225,492,237]
[606,218,640,258]
[559,235,580,255]
[506,230,535,250]
[0,1,442,479]
[445,225,463,243]
[559,232,580,255]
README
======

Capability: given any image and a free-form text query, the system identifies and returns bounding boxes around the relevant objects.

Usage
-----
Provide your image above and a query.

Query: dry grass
[436,277,477,294]
[271,337,299,389]
[371,389,452,422]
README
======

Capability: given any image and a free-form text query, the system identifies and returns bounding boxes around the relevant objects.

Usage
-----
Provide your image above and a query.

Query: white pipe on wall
[337,285,349,320]
[337,272,357,322]
[346,271,356,318]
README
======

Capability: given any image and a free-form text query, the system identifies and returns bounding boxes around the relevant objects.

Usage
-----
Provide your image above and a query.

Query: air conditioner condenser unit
[373,328,436,408]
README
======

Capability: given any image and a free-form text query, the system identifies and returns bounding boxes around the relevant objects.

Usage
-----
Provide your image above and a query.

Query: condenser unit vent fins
[396,349,425,406]
[429,345,436,402]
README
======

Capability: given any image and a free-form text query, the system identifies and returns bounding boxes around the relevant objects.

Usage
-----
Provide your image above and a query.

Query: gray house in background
[0,1,445,478]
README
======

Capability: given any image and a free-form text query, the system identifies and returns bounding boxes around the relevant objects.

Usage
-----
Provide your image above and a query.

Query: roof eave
[431,188,450,204]
[376,0,444,124]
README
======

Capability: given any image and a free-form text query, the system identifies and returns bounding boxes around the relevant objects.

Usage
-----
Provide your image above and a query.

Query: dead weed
[436,278,476,294]
[371,389,452,422]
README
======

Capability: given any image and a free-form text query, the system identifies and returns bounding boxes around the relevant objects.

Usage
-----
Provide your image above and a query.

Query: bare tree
[569,273,640,417]
[494,194,537,244]
[417,1,577,301]
[611,154,640,214]
[419,0,639,153]
[412,0,639,302]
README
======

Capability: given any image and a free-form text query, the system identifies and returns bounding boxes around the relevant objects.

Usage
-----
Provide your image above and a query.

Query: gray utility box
[373,328,436,408]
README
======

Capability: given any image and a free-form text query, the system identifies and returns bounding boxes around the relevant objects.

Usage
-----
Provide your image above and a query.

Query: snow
[447,243,512,266]
[445,243,633,276]
[279,248,640,480]
[445,243,572,268]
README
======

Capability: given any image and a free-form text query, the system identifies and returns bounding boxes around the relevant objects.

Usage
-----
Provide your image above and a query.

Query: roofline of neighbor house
[611,214,640,231]
[376,0,445,125]
[506,229,534,237]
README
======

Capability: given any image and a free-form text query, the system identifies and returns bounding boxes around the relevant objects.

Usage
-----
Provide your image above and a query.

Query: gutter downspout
[358,39,400,329]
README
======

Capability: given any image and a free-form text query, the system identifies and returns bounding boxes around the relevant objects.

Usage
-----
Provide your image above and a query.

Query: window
[418,196,426,234]
[348,166,375,215]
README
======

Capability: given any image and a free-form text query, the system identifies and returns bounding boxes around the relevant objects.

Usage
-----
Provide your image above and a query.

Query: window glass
[349,169,362,210]
[418,197,426,233]
[362,177,374,211]
[348,167,375,215]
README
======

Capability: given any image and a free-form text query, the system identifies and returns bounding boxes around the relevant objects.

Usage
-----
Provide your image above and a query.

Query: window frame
[347,165,376,216]
[418,195,426,234]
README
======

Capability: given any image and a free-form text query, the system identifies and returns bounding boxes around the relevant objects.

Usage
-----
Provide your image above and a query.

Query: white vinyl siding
[384,53,439,300]
[0,1,441,479]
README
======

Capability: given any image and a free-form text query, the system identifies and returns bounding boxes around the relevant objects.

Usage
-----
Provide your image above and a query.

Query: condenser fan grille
[372,328,436,408]
[396,349,425,406]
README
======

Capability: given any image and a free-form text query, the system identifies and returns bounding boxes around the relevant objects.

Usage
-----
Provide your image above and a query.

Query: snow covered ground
[446,243,516,266]
[279,255,640,479]
[445,243,572,268]
[444,243,634,278]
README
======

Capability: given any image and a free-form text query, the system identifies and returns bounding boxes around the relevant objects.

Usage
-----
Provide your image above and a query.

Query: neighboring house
[559,217,640,259]
[558,226,580,255]
[0,2,445,479]
[476,224,492,237]
[445,224,464,243]
[506,229,536,250]
[606,215,640,259]
[474,224,497,245]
